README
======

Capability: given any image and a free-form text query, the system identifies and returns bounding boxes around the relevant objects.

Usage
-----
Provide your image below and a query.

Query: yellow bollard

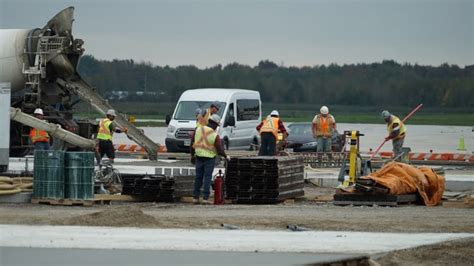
[457,136,466,151]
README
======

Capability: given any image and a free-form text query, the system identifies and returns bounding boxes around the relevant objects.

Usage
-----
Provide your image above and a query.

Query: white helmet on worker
[106,109,117,117]
[33,108,44,115]
[209,114,221,124]
[320,106,329,115]
[270,110,279,117]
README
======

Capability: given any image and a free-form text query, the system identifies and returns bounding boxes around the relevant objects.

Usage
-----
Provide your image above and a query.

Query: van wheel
[223,139,229,150]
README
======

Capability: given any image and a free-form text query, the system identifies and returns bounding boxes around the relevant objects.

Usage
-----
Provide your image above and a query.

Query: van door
[232,98,260,148]
[221,102,235,149]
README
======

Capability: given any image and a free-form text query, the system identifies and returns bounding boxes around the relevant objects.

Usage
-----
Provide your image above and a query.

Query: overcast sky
[1,0,473,68]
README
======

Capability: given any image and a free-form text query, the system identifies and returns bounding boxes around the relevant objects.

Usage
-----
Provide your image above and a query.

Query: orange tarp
[360,162,445,206]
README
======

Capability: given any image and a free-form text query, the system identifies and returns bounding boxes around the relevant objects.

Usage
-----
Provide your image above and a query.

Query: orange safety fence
[360,162,445,206]
[371,152,473,162]
[113,144,167,153]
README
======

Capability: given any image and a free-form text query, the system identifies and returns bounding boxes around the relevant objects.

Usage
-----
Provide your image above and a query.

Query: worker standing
[381,110,406,160]
[96,109,127,164]
[197,102,220,127]
[312,106,336,152]
[29,108,50,150]
[256,110,288,156]
[190,114,229,204]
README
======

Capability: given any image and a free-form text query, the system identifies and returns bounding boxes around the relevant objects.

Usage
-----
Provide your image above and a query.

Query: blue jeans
[34,142,50,150]
[194,156,216,200]
[316,136,332,152]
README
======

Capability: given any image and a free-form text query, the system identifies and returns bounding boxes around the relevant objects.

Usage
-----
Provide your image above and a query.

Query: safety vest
[197,108,212,127]
[29,128,49,143]
[314,114,334,137]
[97,118,113,141]
[260,116,279,139]
[193,126,217,158]
[387,115,406,140]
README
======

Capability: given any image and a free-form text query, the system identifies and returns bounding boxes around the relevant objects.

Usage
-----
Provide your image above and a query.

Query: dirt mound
[57,206,157,227]
[375,237,474,266]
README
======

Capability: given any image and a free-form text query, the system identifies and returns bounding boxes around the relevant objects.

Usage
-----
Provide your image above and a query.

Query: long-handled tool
[369,104,423,160]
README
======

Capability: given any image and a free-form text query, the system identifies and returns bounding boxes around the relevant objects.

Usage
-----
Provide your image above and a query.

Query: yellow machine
[339,130,371,187]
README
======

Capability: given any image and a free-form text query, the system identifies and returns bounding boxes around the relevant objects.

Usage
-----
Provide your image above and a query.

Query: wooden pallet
[31,198,94,207]
[333,193,420,207]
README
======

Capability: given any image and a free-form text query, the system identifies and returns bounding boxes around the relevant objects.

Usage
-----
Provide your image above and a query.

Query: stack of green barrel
[65,152,95,200]
[33,150,65,199]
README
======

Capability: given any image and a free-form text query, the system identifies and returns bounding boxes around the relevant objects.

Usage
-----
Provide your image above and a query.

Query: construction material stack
[225,156,305,204]
[121,174,194,202]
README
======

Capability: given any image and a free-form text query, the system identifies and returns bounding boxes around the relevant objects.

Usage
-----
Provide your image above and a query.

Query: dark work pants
[194,156,215,200]
[259,132,277,156]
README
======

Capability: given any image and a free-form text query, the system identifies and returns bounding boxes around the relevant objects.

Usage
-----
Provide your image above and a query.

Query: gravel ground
[1,186,472,265]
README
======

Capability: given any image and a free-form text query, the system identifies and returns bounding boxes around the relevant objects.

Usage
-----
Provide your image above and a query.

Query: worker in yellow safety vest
[382,110,407,160]
[197,102,220,127]
[96,109,127,164]
[256,110,288,156]
[312,106,336,152]
[190,114,229,204]
[29,108,50,150]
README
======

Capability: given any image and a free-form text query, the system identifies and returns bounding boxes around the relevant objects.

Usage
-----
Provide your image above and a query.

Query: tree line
[78,55,474,108]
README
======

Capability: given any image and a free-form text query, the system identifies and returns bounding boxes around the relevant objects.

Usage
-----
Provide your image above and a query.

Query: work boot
[193,198,199,204]
[202,199,211,205]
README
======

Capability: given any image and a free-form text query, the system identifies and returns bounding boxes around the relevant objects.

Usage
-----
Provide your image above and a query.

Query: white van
[165,88,261,152]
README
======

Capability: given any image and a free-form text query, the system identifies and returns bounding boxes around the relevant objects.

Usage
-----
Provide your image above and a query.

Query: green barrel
[33,150,65,199]
[65,152,95,200]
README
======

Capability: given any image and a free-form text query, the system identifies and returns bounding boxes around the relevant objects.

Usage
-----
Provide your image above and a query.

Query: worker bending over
[312,106,336,152]
[257,110,288,156]
[30,108,50,150]
[96,109,127,164]
[190,114,229,204]
[197,102,220,127]
[381,110,406,160]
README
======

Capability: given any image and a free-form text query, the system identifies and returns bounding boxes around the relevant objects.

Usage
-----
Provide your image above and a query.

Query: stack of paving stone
[121,174,194,202]
[225,156,305,204]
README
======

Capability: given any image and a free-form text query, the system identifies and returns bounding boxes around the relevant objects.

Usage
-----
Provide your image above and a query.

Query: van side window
[236,99,259,121]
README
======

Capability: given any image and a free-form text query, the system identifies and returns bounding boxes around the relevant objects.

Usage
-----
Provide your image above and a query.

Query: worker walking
[381,110,406,160]
[197,102,220,127]
[190,114,229,204]
[96,109,127,164]
[29,108,50,150]
[256,110,288,156]
[312,106,336,152]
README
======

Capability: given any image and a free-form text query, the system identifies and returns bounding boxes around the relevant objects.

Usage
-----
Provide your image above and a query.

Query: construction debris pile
[225,156,305,204]
[338,162,445,206]
[122,174,194,202]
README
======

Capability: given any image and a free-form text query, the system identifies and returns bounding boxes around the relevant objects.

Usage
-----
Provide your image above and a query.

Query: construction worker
[382,110,406,160]
[29,108,50,150]
[197,102,220,127]
[96,109,127,164]
[312,106,336,152]
[256,110,288,156]
[190,114,229,204]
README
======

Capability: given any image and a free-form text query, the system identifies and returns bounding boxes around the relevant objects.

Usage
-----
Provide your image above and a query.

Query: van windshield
[174,101,226,120]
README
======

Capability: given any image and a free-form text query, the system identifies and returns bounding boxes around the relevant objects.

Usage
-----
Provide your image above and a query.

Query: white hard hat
[209,114,221,124]
[320,106,329,115]
[33,108,44,115]
[270,110,279,116]
[106,109,117,116]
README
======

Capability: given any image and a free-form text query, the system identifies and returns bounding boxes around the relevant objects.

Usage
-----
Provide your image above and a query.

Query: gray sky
[1,0,473,68]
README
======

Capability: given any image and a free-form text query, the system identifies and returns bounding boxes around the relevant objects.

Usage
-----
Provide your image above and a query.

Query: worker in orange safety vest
[256,110,288,156]
[312,106,336,152]
[29,108,50,150]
